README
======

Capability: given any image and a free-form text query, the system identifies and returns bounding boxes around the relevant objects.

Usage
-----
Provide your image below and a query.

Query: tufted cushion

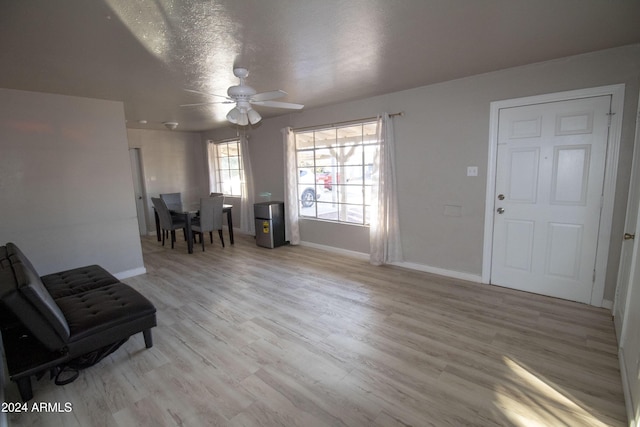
[55,283,156,343]
[41,265,120,300]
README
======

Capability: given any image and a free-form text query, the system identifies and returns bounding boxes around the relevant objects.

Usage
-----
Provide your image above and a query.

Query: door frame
[129,147,149,236]
[482,84,625,307]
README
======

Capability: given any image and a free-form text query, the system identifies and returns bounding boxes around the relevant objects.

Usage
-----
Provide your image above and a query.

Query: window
[209,140,244,197]
[295,121,378,225]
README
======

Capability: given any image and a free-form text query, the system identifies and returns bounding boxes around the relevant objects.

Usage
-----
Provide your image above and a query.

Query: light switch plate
[467,166,478,177]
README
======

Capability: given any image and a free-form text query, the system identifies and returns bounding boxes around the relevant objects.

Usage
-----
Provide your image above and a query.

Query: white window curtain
[239,134,255,235]
[207,142,218,194]
[370,113,403,265]
[282,127,300,245]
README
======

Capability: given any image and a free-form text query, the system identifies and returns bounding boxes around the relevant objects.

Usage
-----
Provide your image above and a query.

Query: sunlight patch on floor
[495,356,612,427]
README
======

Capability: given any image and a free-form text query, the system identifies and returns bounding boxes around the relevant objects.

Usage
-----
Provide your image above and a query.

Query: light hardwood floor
[6,233,627,426]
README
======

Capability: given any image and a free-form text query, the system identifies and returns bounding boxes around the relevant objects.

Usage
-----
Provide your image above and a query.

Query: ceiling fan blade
[251,100,304,110]
[180,101,233,107]
[183,88,230,100]
[250,90,287,102]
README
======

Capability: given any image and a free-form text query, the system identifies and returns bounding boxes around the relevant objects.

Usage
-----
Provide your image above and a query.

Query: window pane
[314,148,334,167]
[228,143,239,156]
[298,184,317,207]
[296,132,314,150]
[218,168,230,182]
[364,185,373,205]
[298,168,315,186]
[342,165,364,182]
[317,167,335,190]
[229,156,239,169]
[335,184,363,204]
[314,129,336,148]
[230,171,242,195]
[345,204,365,224]
[297,150,315,167]
[218,156,229,170]
[363,122,377,141]
[316,202,338,221]
[343,146,363,165]
[221,181,232,195]
[364,145,378,164]
[337,124,363,138]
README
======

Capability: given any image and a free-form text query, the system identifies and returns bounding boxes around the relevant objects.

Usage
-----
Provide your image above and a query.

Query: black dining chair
[151,197,186,249]
[191,196,225,251]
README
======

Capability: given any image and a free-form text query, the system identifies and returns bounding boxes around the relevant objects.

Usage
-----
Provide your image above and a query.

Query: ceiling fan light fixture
[237,112,249,126]
[227,104,260,126]
[247,108,262,125]
[226,107,241,124]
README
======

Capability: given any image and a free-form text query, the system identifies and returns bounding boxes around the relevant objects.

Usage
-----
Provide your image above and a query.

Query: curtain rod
[291,111,404,132]
[207,136,241,144]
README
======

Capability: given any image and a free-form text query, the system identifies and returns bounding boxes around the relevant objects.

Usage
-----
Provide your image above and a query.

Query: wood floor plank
[4,233,627,426]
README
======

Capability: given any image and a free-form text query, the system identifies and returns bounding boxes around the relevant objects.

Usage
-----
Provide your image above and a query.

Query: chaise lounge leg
[143,329,153,348]
[17,377,33,402]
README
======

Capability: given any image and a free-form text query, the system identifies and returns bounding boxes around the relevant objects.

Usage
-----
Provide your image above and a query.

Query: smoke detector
[163,121,178,130]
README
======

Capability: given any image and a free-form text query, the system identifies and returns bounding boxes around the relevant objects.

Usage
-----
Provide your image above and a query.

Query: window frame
[209,139,244,197]
[293,120,378,226]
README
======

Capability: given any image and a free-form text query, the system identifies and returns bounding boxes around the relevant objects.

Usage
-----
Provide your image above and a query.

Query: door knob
[498,194,505,200]
[497,207,505,214]
[624,233,635,240]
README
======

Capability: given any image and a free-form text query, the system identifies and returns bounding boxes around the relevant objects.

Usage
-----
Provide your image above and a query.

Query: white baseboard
[601,299,614,310]
[391,261,482,283]
[298,241,482,283]
[115,267,147,280]
[299,241,369,260]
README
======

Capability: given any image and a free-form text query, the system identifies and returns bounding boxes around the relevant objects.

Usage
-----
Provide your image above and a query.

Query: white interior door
[614,100,640,340]
[615,95,640,425]
[619,194,640,427]
[490,95,611,304]
[129,148,148,236]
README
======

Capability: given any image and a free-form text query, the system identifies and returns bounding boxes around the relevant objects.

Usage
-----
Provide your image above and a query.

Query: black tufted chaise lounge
[0,242,156,401]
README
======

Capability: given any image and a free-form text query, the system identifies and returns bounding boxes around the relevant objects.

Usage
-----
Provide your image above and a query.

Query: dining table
[154,203,234,254]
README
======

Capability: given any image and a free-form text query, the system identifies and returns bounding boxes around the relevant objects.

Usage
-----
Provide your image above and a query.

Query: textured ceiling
[1,0,639,131]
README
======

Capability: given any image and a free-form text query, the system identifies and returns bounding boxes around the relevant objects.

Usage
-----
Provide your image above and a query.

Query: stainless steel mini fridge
[254,201,286,248]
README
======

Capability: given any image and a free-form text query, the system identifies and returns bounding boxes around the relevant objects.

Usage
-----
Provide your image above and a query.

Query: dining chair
[160,192,187,239]
[209,192,224,206]
[160,192,183,212]
[151,197,186,249]
[191,196,225,251]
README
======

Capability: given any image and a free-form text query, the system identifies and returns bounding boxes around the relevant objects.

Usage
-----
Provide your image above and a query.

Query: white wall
[0,89,144,278]
[204,44,640,301]
[127,128,208,234]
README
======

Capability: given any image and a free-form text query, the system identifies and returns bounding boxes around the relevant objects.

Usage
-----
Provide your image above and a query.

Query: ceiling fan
[182,68,304,126]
